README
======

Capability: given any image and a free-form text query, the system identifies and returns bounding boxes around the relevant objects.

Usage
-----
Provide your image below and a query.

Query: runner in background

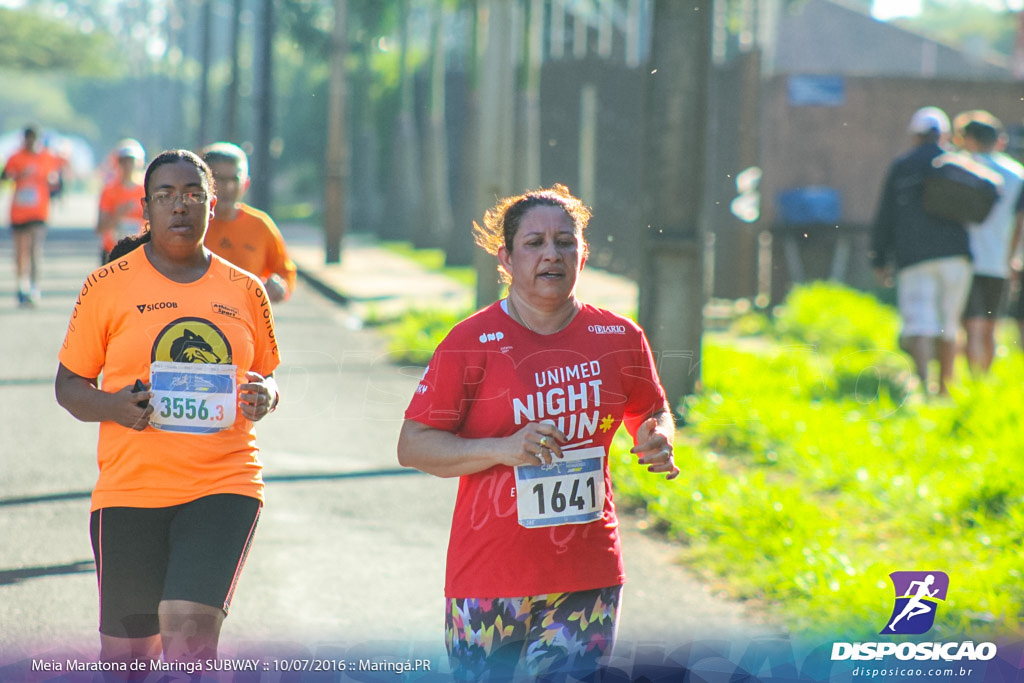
[201,142,296,303]
[97,139,146,264]
[1,125,69,306]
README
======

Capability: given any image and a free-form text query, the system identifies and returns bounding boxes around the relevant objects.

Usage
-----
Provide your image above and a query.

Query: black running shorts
[89,494,261,638]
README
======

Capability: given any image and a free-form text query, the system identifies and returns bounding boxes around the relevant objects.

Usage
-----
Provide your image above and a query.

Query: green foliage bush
[612,283,1024,639]
[771,281,900,353]
[384,308,468,366]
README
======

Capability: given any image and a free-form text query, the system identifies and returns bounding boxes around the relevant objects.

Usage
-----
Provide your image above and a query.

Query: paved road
[0,222,777,680]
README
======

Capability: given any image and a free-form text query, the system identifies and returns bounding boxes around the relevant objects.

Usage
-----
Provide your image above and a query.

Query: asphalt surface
[0,195,780,680]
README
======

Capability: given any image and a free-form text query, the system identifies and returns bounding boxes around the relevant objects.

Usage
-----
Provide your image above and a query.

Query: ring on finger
[539,436,547,447]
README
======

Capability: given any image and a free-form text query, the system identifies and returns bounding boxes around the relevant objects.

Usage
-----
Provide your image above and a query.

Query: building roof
[769,0,1014,80]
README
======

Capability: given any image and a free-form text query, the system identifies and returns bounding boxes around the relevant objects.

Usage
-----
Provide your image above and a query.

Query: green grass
[611,283,1024,640]
[381,241,477,289]
[382,307,472,366]
[384,280,1024,640]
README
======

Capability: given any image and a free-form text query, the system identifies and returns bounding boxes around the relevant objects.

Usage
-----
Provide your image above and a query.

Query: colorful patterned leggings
[445,585,622,681]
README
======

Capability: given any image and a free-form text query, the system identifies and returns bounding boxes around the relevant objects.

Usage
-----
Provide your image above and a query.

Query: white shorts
[897,256,971,341]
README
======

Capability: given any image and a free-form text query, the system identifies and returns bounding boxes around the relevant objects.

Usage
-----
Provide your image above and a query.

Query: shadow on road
[0,560,94,586]
[0,468,424,508]
[0,377,54,387]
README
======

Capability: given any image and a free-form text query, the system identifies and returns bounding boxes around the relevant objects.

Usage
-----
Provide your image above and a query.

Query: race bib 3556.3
[149,361,237,434]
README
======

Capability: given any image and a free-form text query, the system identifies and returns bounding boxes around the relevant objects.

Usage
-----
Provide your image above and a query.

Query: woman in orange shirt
[96,139,146,264]
[55,150,281,667]
[1,125,68,305]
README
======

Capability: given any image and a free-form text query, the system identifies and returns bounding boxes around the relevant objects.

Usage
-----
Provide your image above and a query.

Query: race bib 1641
[515,446,606,528]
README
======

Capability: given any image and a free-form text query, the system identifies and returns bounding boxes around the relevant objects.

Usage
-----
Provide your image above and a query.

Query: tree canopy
[0,7,116,74]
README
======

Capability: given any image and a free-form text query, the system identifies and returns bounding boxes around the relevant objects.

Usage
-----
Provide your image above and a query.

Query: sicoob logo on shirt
[136,301,179,314]
[152,317,233,364]
[881,571,949,635]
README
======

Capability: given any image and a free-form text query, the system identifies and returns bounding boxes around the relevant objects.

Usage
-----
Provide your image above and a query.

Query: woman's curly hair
[472,184,591,282]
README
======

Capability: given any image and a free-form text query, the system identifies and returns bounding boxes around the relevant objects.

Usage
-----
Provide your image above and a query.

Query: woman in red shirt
[399,184,679,680]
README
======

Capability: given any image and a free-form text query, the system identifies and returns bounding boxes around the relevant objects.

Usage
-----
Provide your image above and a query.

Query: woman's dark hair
[106,232,151,262]
[143,149,215,197]
[473,184,591,282]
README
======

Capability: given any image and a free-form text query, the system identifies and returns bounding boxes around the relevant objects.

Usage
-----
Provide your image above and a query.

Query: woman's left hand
[239,371,279,422]
[630,416,680,480]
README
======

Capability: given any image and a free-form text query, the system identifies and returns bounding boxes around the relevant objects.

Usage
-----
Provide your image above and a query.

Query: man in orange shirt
[201,143,296,303]
[1,125,68,306]
[97,139,146,264]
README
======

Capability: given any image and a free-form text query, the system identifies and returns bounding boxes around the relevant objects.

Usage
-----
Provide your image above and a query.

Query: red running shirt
[404,301,667,598]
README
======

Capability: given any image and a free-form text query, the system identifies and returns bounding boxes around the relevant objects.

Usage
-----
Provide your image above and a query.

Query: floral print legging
[445,585,622,681]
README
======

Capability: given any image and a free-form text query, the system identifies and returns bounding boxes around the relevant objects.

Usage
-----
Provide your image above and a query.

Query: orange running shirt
[2,148,67,225]
[98,179,146,235]
[204,203,297,297]
[59,247,281,511]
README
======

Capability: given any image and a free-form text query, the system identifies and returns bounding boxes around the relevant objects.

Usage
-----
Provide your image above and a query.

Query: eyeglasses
[146,191,208,206]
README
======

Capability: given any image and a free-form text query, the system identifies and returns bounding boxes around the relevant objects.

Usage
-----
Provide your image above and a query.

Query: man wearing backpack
[954,111,1024,374]
[870,107,972,398]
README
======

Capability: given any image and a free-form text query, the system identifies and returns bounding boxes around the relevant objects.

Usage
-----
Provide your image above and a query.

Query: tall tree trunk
[418,0,455,249]
[353,32,383,235]
[514,0,542,192]
[638,0,712,406]
[197,0,214,148]
[446,0,481,266]
[473,0,516,307]
[383,0,422,242]
[225,0,244,142]
[324,0,349,263]
[250,0,275,212]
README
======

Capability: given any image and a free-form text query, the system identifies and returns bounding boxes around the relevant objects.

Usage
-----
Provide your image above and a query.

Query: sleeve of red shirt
[621,326,670,438]
[403,326,481,434]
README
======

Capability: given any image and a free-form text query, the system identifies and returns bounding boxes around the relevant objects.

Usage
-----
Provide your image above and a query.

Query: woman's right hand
[112,382,154,431]
[499,422,567,467]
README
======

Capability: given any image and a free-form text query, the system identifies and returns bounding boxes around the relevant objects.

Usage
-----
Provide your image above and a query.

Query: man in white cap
[870,106,972,397]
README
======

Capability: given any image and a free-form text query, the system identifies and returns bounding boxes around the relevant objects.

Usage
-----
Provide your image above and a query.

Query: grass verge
[384,281,1024,640]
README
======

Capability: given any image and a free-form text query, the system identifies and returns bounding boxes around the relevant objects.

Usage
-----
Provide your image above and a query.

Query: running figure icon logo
[881,571,949,635]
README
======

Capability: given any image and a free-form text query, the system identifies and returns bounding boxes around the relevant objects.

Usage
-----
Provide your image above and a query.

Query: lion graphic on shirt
[170,329,223,364]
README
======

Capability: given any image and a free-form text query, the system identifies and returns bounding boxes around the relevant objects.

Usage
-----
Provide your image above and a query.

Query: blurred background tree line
[2,0,1024,404]
[4,0,1022,247]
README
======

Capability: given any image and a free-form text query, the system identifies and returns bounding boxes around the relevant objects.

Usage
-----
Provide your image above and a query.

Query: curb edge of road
[295,267,352,306]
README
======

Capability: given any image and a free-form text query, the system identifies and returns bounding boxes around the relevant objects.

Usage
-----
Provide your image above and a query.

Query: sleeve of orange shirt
[248,206,297,299]
[266,222,297,297]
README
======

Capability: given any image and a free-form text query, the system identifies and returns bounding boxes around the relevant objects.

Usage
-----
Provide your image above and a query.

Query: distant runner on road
[96,138,146,264]
[1,125,68,306]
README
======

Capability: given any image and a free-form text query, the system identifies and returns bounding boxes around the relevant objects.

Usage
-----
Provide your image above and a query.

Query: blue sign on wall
[787,75,846,107]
